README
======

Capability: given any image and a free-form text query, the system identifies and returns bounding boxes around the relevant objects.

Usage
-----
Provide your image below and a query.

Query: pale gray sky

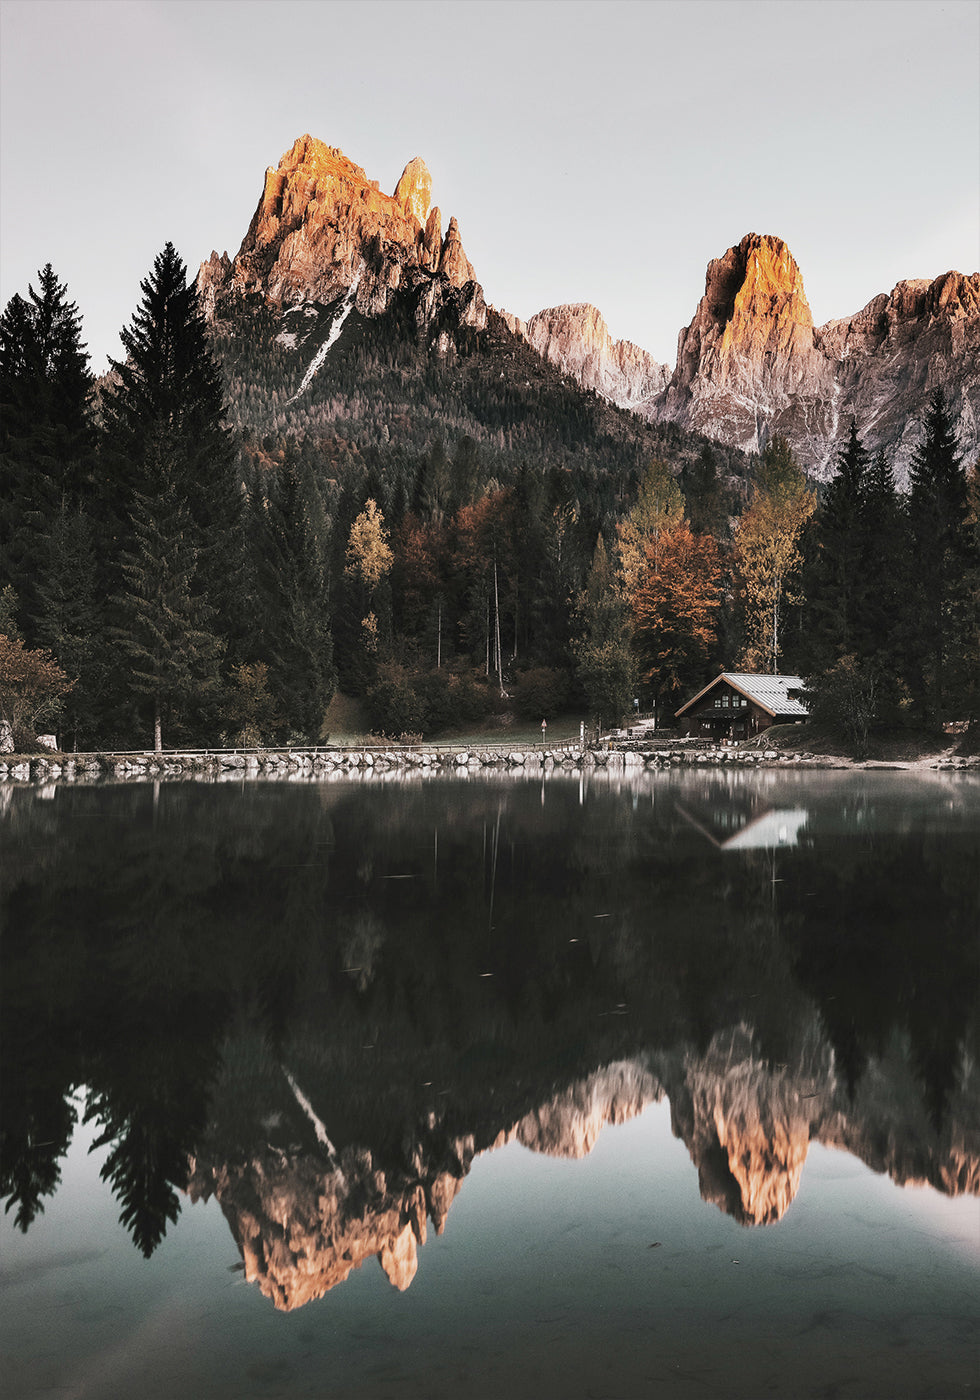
[2,0,977,373]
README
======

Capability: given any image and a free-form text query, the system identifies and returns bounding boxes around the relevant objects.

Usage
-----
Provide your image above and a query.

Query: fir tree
[800,421,871,672]
[34,504,107,750]
[101,242,242,641]
[906,390,973,725]
[111,457,223,752]
[0,266,95,639]
[250,450,336,738]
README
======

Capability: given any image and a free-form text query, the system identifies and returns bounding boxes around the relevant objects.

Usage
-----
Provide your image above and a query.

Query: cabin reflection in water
[676,799,809,849]
[2,773,977,1324]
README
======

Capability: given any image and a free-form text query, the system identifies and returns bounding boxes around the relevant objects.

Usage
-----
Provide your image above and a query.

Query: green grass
[320,691,589,747]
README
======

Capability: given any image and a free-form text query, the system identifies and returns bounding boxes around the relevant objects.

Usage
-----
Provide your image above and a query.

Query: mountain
[513,235,979,482]
[501,303,670,410]
[642,233,980,479]
[197,135,743,487]
[197,138,977,483]
[198,134,486,334]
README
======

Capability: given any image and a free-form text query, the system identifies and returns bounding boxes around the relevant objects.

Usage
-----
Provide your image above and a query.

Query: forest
[1,248,977,754]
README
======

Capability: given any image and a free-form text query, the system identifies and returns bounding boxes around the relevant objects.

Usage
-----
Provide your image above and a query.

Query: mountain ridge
[196,136,979,480]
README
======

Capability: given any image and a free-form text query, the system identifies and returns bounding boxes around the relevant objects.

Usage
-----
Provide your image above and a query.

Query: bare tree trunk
[494,549,504,697]
[437,599,442,670]
[154,698,162,754]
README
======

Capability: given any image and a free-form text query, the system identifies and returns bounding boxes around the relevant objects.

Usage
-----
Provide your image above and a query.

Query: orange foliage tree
[0,633,73,749]
[631,522,724,708]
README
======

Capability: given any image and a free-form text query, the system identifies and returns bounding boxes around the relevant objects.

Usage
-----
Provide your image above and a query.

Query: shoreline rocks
[2,741,975,787]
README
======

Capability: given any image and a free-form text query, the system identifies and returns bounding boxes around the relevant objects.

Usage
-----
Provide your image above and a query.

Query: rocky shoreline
[2,739,976,785]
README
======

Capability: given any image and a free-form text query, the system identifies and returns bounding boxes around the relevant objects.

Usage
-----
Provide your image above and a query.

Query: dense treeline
[1,252,977,750]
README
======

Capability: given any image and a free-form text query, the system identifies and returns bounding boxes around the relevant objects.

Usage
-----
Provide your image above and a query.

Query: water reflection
[1,770,977,1310]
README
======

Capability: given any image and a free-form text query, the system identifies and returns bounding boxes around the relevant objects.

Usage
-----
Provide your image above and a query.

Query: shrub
[514,666,571,720]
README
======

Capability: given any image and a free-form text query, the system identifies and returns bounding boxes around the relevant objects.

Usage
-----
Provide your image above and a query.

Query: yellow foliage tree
[345,499,393,587]
[616,460,685,595]
[733,437,815,674]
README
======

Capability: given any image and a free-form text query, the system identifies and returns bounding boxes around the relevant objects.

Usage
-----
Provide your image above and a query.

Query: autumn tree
[632,521,724,709]
[0,634,73,749]
[616,459,685,594]
[733,436,815,673]
[339,498,394,689]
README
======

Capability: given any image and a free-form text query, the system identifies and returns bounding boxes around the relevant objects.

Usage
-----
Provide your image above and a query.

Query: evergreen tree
[572,534,638,727]
[34,504,107,750]
[111,459,223,752]
[101,243,242,641]
[906,390,973,725]
[0,266,95,640]
[250,450,336,738]
[858,449,911,712]
[800,422,870,672]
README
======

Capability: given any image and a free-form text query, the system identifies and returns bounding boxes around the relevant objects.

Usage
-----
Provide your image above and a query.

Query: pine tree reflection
[1,772,977,1280]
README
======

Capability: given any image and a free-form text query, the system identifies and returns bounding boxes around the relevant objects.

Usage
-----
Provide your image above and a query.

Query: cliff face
[518,303,669,410]
[184,1028,978,1310]
[197,135,486,333]
[645,234,980,480]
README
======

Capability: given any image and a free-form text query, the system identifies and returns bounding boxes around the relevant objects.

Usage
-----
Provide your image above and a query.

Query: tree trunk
[154,698,162,754]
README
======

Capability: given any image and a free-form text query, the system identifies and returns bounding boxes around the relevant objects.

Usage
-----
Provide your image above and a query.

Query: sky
[1,0,978,374]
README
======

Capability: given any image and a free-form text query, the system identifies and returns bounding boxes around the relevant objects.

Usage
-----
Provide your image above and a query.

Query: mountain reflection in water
[1,769,977,1315]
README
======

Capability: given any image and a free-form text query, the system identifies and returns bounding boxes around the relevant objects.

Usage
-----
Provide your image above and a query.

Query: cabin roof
[675,673,809,719]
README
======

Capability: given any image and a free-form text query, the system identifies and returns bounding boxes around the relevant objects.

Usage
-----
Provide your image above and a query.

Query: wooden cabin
[674,673,808,741]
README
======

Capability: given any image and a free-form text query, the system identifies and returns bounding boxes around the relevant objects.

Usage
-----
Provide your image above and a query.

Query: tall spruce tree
[101,244,240,745]
[906,390,973,725]
[0,265,95,641]
[800,422,871,672]
[101,244,241,619]
[249,446,336,739]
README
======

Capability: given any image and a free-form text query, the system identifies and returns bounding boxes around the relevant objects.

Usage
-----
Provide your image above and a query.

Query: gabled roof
[675,673,809,719]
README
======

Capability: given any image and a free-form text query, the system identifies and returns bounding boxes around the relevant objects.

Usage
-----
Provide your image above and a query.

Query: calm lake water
[1,767,978,1399]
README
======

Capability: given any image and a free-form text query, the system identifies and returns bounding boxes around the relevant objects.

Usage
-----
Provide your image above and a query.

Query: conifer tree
[101,244,242,743]
[800,422,870,671]
[34,504,107,750]
[250,450,336,738]
[573,533,637,726]
[906,390,973,725]
[0,266,95,639]
[101,242,241,640]
[111,461,223,752]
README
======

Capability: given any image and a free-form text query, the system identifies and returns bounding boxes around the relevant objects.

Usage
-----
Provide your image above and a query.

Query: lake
[1,767,977,1399]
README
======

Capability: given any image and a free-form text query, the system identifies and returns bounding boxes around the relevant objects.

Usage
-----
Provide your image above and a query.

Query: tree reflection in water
[1,770,977,1305]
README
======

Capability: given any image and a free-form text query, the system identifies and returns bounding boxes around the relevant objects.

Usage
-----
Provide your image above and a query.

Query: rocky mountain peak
[198,136,485,333]
[718,233,814,357]
[514,302,669,409]
[393,156,433,227]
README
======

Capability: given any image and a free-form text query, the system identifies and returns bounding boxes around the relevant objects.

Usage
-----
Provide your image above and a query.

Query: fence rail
[53,738,588,761]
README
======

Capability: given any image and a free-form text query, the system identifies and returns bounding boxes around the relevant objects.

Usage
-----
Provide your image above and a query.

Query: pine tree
[906,390,973,725]
[101,244,242,743]
[250,450,336,739]
[34,504,107,750]
[0,266,95,639]
[800,422,870,672]
[111,458,223,752]
[101,243,241,639]
[573,534,637,726]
